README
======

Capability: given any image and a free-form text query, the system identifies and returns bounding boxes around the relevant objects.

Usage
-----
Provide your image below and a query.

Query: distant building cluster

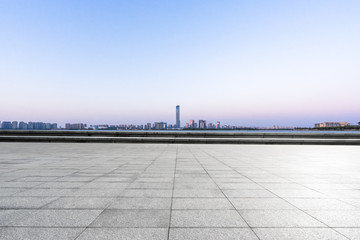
[184,120,221,129]
[0,121,57,130]
[314,122,350,128]
[65,123,87,130]
[9,106,357,131]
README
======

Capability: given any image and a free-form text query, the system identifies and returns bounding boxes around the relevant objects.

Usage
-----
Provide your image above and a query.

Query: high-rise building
[154,122,167,130]
[1,121,12,129]
[176,105,180,128]
[19,122,28,130]
[199,120,207,129]
[216,121,221,129]
[65,123,86,130]
[189,120,195,128]
[12,121,18,129]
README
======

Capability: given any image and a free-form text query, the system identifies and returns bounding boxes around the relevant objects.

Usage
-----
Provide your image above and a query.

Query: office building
[154,122,167,130]
[65,123,86,130]
[199,120,207,129]
[19,122,28,130]
[1,121,12,129]
[176,105,180,128]
[315,122,350,128]
[12,121,18,129]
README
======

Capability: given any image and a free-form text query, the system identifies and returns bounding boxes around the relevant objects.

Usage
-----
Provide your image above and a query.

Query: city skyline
[1,103,358,130]
[0,104,359,128]
[1,1,359,126]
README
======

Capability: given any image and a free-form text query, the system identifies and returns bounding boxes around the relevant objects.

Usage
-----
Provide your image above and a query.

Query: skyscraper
[176,105,180,128]
[199,120,207,129]
[189,120,195,128]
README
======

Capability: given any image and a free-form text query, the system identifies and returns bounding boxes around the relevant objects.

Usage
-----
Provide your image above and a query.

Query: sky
[1,0,359,127]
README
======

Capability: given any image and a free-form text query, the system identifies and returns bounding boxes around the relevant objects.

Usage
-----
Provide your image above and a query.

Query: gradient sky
[1,0,359,127]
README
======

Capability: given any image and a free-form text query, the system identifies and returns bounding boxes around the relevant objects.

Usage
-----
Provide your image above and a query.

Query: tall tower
[176,105,180,128]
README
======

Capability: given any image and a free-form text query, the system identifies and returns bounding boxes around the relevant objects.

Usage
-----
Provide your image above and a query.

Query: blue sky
[1,0,359,127]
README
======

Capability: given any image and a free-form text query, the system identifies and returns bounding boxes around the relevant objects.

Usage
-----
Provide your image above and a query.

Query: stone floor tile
[287,198,358,210]
[223,189,276,198]
[217,182,263,190]
[170,210,247,227]
[77,228,168,240]
[229,198,295,210]
[66,188,124,197]
[44,197,114,209]
[127,182,173,189]
[240,210,325,227]
[0,227,84,240]
[108,197,172,209]
[334,228,360,240]
[6,209,102,227]
[306,210,360,227]
[270,189,327,198]
[0,197,57,209]
[0,189,26,197]
[12,188,74,197]
[90,209,170,227]
[174,182,218,189]
[253,228,348,240]
[169,228,258,240]
[172,198,234,210]
[173,189,223,198]
[120,189,173,198]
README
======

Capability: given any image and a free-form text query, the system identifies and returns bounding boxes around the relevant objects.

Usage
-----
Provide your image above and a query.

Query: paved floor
[0,143,360,240]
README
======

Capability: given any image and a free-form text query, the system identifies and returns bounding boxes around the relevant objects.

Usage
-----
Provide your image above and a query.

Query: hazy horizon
[1,1,359,127]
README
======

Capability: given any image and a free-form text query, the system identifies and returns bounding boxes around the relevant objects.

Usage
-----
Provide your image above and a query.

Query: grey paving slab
[44,197,114,209]
[173,189,224,198]
[12,188,74,197]
[217,182,264,189]
[286,198,358,210]
[0,189,26,197]
[229,198,295,210]
[66,188,125,197]
[36,182,86,189]
[1,143,360,239]
[0,197,57,209]
[223,189,277,198]
[76,228,168,240]
[169,228,258,240]
[4,209,102,227]
[334,228,360,240]
[170,210,248,227]
[128,182,173,189]
[120,189,173,198]
[0,181,42,188]
[253,228,348,240]
[90,209,170,227]
[240,210,325,227]
[172,198,234,210]
[174,182,218,189]
[108,197,172,209]
[306,210,360,227]
[0,210,30,226]
[80,182,129,189]
[270,189,328,198]
[0,227,84,240]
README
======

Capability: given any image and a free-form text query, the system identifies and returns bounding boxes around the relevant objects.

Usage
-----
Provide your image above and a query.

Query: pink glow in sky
[1,1,359,127]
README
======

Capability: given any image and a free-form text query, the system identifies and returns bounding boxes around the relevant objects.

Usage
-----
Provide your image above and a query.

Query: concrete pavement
[1,143,360,239]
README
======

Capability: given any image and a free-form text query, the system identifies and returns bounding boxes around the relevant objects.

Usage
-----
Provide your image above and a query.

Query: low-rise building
[315,122,350,128]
